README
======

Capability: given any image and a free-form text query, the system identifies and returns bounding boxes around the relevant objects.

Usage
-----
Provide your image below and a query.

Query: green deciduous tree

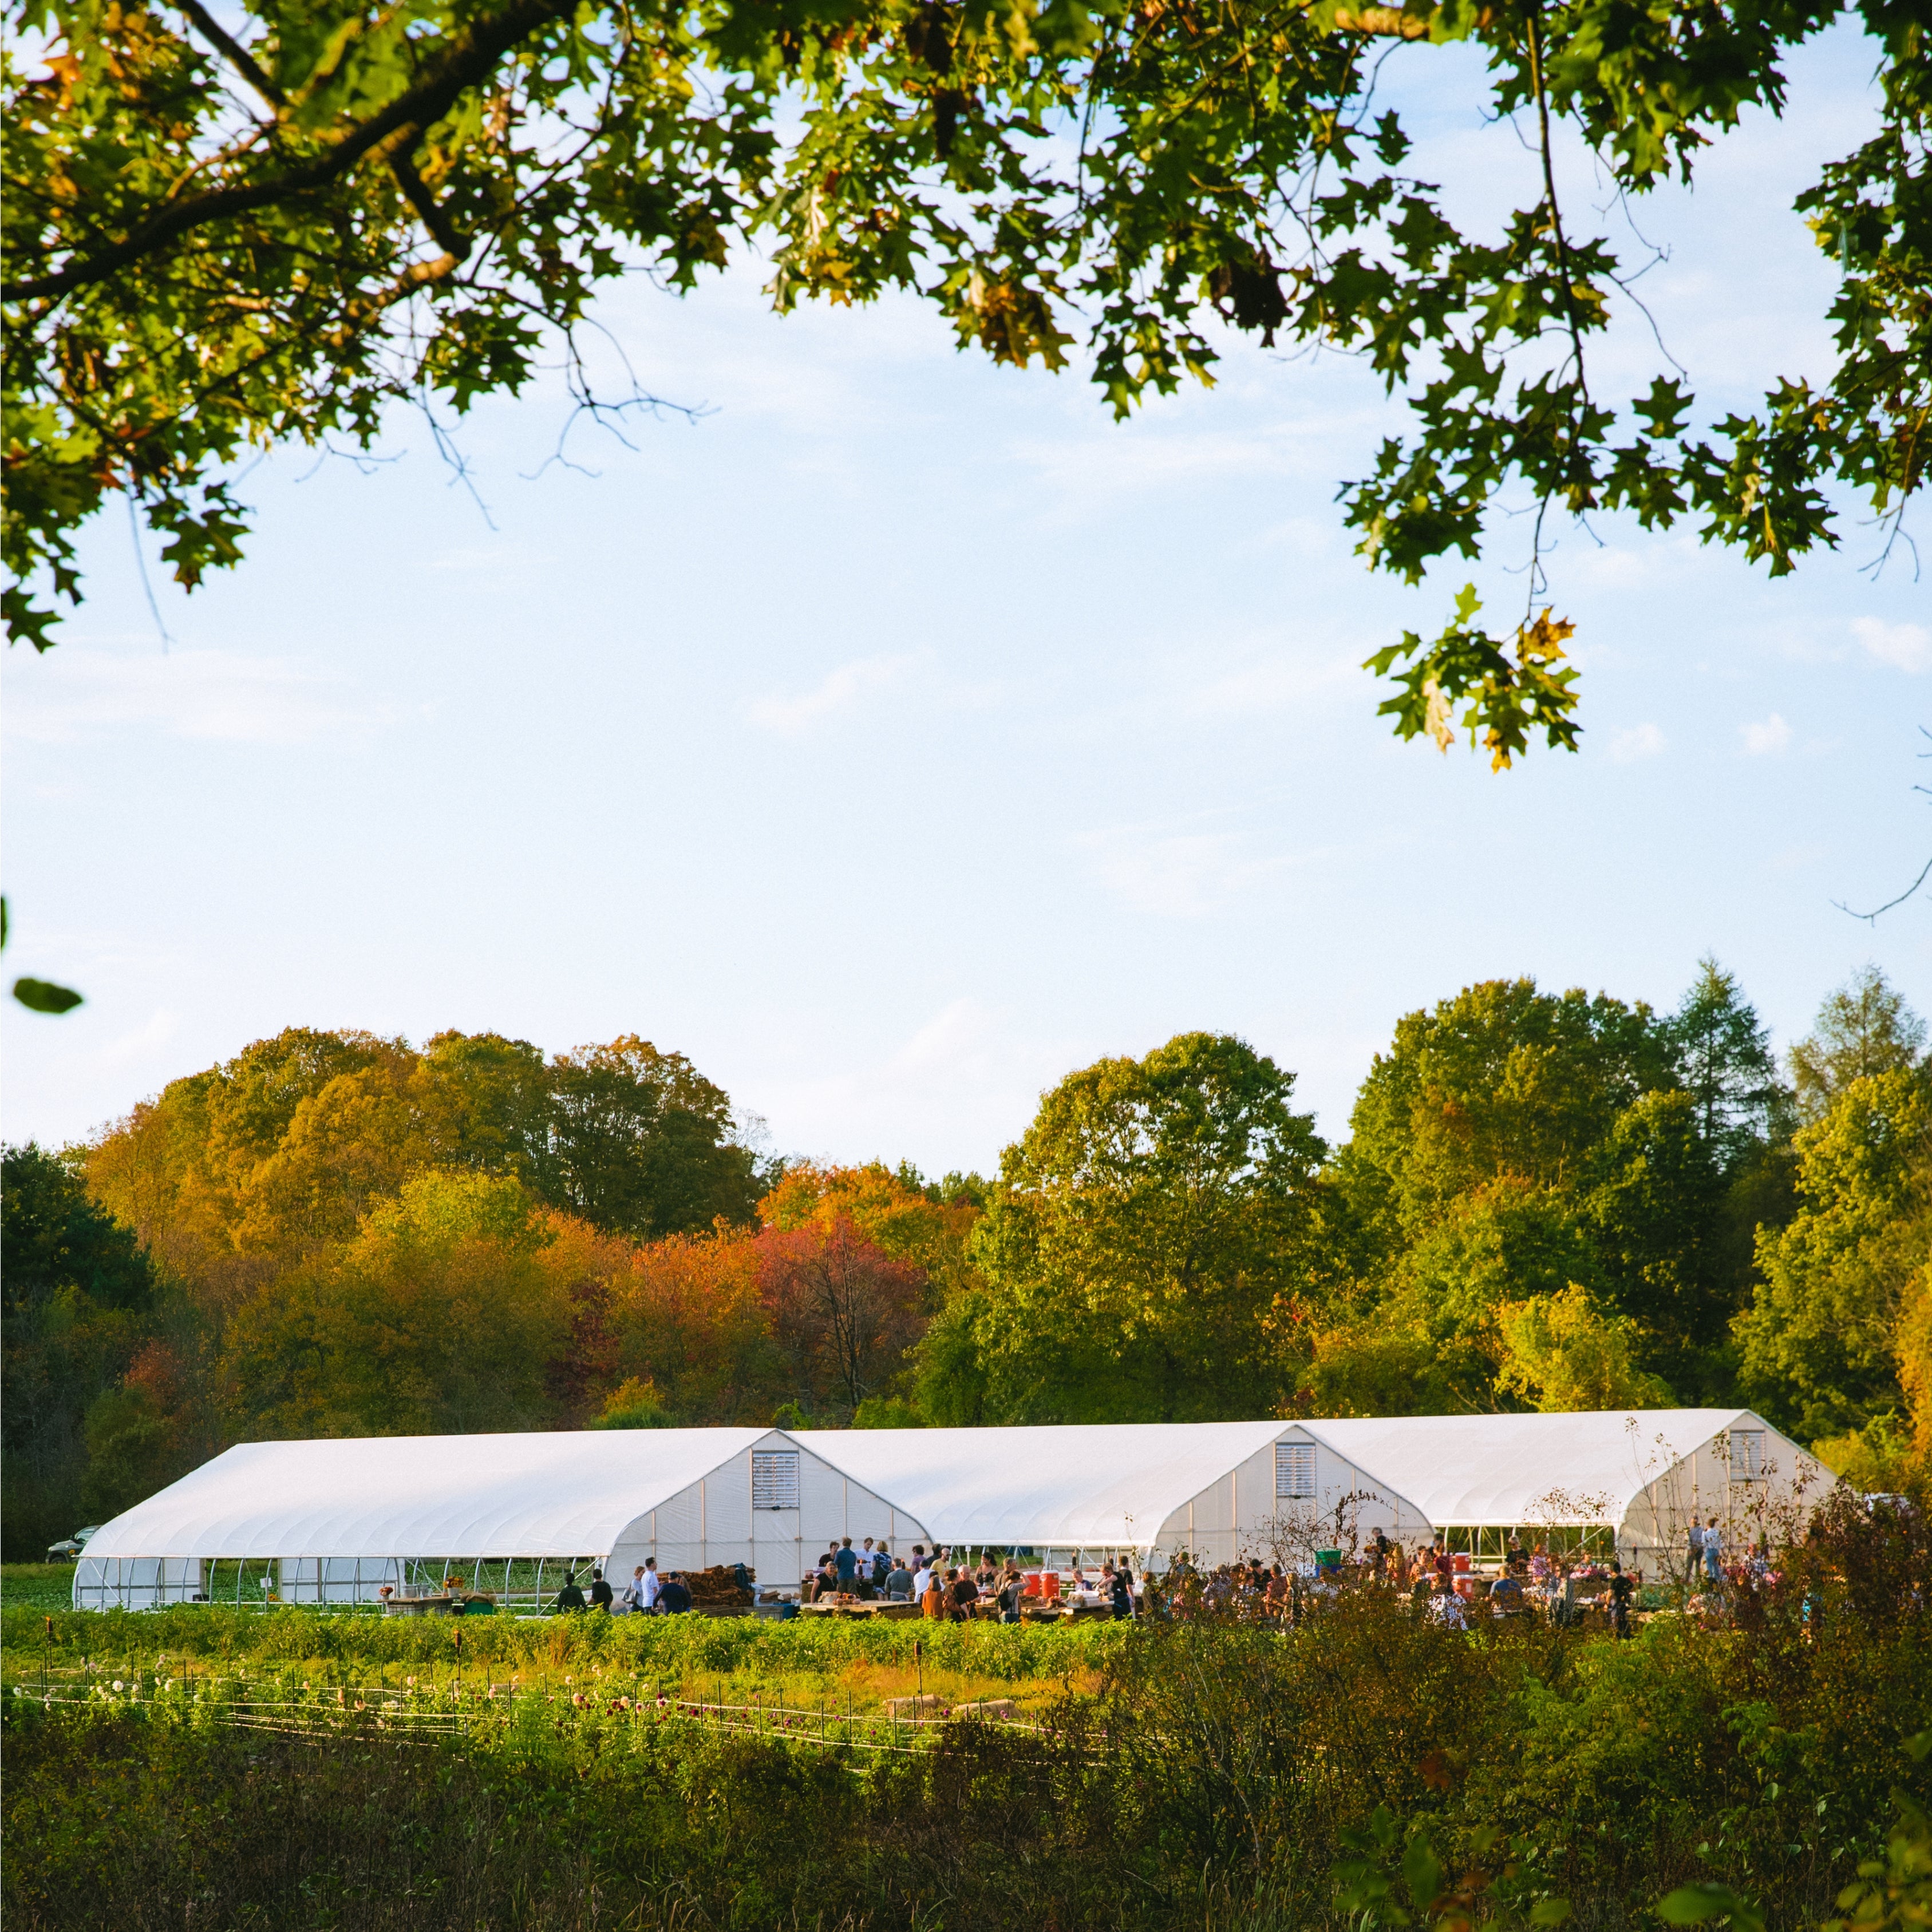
[1736,1066,1931,1444]
[220,1168,570,1436]
[1789,966,1929,1122]
[1336,978,1673,1251]
[923,1032,1327,1423]
[5,0,1924,754]
[1495,1281,1672,1412]
[0,1141,158,1556]
[544,1033,764,1237]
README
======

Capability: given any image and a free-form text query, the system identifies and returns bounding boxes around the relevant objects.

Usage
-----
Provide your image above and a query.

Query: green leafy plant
[1336,1805,1573,1930]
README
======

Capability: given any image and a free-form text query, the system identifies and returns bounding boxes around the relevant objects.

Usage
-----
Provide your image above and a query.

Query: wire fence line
[5,1665,1058,1757]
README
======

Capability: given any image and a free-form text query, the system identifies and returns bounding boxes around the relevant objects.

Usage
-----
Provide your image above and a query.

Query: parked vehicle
[46,1526,100,1562]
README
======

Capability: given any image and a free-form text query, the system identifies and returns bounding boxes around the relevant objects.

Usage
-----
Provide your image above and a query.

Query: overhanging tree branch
[3,0,568,303]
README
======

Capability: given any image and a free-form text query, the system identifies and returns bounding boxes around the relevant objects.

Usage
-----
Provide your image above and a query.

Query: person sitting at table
[809,1553,839,1603]
[1263,1564,1289,1614]
[554,1572,587,1614]
[1429,1539,1453,1587]
[949,1567,979,1621]
[885,1554,914,1600]
[658,1571,693,1614]
[1490,1571,1524,1615]
[1429,1579,1467,1629]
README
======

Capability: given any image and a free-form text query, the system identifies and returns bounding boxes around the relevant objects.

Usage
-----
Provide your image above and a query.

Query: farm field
[5,1502,1927,1932]
[0,1567,80,1615]
[2,1599,1115,1722]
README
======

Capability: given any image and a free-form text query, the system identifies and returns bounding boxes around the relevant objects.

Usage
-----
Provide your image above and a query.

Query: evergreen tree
[1666,956,1784,1171]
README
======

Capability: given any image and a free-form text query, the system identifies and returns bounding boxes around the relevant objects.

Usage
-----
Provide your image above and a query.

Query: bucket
[1452,1553,1471,1573]
[1022,1572,1044,1598]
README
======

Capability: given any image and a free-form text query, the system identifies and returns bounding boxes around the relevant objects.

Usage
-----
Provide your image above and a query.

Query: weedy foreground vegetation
[5,1496,1926,1932]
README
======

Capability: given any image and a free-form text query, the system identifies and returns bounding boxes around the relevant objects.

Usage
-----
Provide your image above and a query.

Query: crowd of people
[1147,1530,1653,1636]
[552,1560,694,1615]
[544,1520,1765,1632]
[801,1538,1139,1622]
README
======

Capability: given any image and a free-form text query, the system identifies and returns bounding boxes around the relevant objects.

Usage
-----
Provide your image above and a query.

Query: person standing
[949,1567,979,1622]
[920,1567,947,1620]
[588,1567,614,1612]
[658,1571,693,1614]
[1608,1559,1634,1638]
[554,1572,587,1613]
[1684,1519,1704,1588]
[1111,1564,1135,1621]
[998,1566,1026,1624]
[1702,1519,1723,1585]
[835,1537,859,1593]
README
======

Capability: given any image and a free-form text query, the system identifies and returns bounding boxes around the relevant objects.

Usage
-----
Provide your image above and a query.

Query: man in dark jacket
[554,1573,587,1613]
[658,1572,693,1614]
[588,1567,614,1611]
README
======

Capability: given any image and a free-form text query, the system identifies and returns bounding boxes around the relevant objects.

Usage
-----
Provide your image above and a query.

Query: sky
[3,21,1927,1178]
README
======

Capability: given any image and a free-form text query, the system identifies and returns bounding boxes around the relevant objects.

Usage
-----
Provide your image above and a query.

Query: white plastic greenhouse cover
[1298,1408,1796,1527]
[794,1421,1294,1548]
[79,1427,775,1560]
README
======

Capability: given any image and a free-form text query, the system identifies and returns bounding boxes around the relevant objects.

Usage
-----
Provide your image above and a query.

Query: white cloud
[1740,713,1793,756]
[2,650,392,745]
[1182,651,1360,718]
[752,997,1084,1171]
[1081,828,1298,918]
[749,652,923,735]
[1609,722,1666,763]
[93,1008,181,1072]
[1853,616,1932,673]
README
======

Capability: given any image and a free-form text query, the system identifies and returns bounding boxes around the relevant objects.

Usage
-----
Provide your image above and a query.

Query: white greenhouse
[796,1420,1435,1568]
[70,1407,1835,1607]
[803,1408,1830,1574]
[1292,1407,1832,1570]
[73,1426,927,1610]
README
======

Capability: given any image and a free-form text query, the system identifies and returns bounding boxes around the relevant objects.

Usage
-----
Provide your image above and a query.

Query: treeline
[3,965,1928,1558]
